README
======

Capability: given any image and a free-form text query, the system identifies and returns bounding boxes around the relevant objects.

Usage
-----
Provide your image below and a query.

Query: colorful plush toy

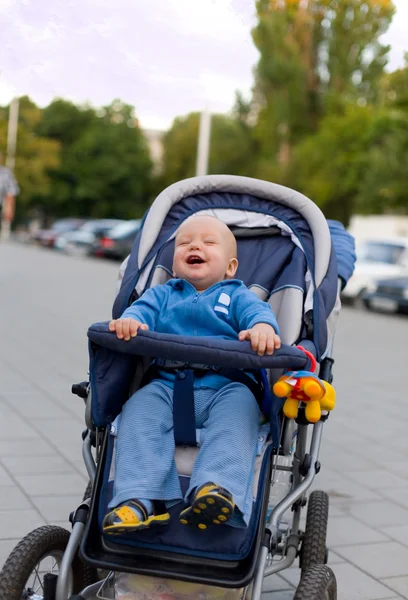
[273,370,336,423]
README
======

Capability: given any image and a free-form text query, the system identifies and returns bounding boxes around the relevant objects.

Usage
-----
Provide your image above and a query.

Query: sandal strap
[152,499,167,515]
[127,499,149,521]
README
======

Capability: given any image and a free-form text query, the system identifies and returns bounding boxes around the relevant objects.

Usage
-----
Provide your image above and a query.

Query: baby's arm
[109,285,167,341]
[234,288,281,356]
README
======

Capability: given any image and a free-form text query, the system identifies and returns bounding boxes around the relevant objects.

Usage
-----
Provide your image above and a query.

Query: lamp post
[195,107,212,177]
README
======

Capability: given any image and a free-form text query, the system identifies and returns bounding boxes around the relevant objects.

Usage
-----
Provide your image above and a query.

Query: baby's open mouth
[186,255,205,265]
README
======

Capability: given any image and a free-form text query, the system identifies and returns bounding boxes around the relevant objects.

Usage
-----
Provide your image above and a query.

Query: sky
[0,0,407,131]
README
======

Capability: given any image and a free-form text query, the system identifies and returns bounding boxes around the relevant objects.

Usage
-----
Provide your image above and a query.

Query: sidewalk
[1,243,408,599]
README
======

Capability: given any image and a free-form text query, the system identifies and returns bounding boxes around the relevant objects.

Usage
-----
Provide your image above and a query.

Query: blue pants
[109,380,260,526]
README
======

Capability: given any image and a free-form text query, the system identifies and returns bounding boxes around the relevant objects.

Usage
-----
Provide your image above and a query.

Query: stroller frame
[53,350,334,600]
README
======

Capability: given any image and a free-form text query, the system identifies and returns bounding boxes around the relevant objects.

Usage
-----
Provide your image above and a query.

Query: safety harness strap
[150,361,261,447]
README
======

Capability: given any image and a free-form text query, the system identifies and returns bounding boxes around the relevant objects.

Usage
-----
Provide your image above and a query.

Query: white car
[342,237,408,303]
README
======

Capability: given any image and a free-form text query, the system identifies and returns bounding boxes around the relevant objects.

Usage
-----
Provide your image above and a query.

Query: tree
[0,97,61,223]
[357,110,408,214]
[251,0,395,180]
[379,56,408,110]
[290,105,375,223]
[290,103,408,223]
[36,99,153,219]
[70,100,153,218]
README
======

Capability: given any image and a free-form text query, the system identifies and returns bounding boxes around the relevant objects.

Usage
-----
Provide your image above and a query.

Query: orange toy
[273,370,336,423]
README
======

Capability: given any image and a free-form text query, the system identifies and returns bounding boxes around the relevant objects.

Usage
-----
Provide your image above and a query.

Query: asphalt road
[1,242,408,600]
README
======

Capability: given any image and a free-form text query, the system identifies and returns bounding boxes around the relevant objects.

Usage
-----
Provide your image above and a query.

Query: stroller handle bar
[87,322,311,371]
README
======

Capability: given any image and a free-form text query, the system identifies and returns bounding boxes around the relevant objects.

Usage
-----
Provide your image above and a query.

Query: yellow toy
[273,370,336,423]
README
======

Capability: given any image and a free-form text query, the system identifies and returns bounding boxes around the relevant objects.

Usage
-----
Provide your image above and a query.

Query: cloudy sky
[0,0,406,130]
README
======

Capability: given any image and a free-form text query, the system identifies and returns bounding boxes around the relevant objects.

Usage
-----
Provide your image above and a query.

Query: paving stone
[380,576,408,598]
[349,501,408,528]
[278,567,300,588]
[30,418,84,443]
[14,473,88,497]
[0,509,45,540]
[335,542,408,579]
[343,469,408,490]
[331,562,403,600]
[31,495,83,522]
[262,574,294,592]
[380,488,408,510]
[0,417,39,440]
[2,455,76,475]
[0,486,32,510]
[4,392,75,420]
[262,591,295,600]
[327,516,389,547]
[379,525,408,548]
[321,478,384,504]
[0,464,14,486]
[0,438,56,457]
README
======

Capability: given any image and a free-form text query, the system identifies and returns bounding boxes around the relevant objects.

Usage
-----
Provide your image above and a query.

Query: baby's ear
[226,257,239,278]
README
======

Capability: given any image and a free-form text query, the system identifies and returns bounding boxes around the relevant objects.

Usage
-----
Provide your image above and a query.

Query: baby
[103,215,280,534]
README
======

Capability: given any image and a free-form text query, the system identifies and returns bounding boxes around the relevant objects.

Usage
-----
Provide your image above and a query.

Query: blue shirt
[121,278,279,389]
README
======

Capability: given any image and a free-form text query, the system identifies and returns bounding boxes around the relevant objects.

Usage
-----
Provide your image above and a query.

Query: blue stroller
[0,176,355,600]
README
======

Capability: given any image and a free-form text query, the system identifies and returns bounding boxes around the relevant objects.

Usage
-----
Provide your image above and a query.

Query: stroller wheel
[0,525,90,600]
[294,564,337,600]
[299,490,329,576]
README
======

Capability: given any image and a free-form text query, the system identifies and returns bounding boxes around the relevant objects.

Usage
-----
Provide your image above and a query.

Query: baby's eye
[204,239,216,244]
[177,240,190,246]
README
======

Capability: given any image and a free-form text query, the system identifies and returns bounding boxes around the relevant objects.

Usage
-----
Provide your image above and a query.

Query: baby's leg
[185,382,260,528]
[109,380,182,508]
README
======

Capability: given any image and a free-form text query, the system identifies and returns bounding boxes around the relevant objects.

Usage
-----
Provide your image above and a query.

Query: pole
[1,96,19,241]
[195,107,212,177]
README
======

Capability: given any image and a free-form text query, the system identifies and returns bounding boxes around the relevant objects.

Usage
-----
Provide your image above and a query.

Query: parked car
[362,276,408,314]
[342,238,408,304]
[54,219,124,256]
[90,219,142,261]
[34,218,85,248]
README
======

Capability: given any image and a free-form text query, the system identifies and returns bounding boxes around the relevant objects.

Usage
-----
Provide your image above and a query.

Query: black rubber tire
[0,525,87,599]
[294,564,337,600]
[300,490,329,576]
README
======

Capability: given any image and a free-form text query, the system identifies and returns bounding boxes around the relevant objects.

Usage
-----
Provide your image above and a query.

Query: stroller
[0,175,355,600]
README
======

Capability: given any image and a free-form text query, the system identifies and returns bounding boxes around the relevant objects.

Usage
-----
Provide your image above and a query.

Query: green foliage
[62,100,153,219]
[0,97,61,223]
[357,110,408,214]
[251,0,395,188]
[290,101,408,224]
[2,97,154,222]
[290,105,375,223]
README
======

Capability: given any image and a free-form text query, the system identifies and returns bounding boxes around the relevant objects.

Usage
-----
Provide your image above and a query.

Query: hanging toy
[273,347,336,423]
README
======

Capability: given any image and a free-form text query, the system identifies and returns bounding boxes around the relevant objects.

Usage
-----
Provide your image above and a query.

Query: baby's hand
[108,318,149,341]
[238,323,281,356]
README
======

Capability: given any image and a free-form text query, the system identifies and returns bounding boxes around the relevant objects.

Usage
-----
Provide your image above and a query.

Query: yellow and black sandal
[179,483,235,530]
[103,499,170,535]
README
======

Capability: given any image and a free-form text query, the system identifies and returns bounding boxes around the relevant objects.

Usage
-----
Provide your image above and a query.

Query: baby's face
[173,217,238,291]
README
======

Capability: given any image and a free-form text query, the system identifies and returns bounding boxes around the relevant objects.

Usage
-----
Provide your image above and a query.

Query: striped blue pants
[109,379,260,527]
